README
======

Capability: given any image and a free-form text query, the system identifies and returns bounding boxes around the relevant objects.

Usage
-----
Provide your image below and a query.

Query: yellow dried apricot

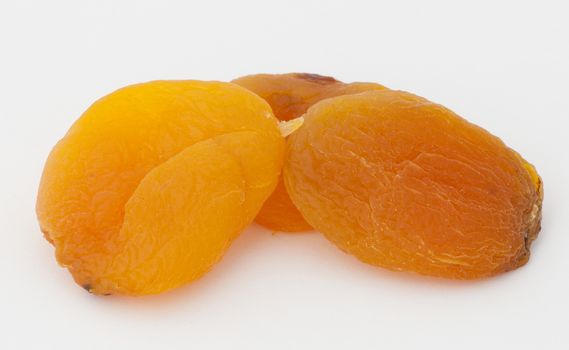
[233,73,387,232]
[285,90,543,279]
[37,81,284,295]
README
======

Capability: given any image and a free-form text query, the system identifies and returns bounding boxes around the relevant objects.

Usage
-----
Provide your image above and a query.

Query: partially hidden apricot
[37,81,285,295]
[285,90,543,279]
[233,73,387,232]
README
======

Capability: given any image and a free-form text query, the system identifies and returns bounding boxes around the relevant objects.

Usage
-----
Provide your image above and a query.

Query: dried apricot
[285,90,543,279]
[37,81,285,295]
[233,73,386,232]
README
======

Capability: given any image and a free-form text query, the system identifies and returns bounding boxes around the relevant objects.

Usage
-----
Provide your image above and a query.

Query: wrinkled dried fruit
[37,81,284,295]
[233,73,387,232]
[285,90,543,279]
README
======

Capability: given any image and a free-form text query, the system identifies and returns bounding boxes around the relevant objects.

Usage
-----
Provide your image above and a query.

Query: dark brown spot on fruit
[295,73,338,84]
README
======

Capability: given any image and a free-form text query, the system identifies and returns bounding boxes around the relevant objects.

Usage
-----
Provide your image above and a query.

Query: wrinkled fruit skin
[37,81,284,295]
[233,73,387,232]
[285,90,543,279]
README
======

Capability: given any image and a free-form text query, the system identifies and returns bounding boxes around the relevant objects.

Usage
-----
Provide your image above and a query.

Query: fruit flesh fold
[37,81,284,295]
[233,73,387,232]
[285,90,542,279]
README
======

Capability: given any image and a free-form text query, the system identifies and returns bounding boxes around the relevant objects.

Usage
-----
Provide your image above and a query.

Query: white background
[1,1,568,349]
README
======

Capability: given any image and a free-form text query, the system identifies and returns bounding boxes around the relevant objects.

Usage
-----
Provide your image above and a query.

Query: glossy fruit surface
[285,90,543,279]
[37,81,284,295]
[233,73,386,231]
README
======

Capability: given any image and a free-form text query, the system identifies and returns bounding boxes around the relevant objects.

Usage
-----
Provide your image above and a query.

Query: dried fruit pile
[37,74,543,296]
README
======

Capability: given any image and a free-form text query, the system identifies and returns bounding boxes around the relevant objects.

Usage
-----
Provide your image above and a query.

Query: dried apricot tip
[278,117,304,137]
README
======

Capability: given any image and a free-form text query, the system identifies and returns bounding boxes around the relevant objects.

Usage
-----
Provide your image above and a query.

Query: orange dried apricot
[285,90,543,279]
[37,80,285,295]
[233,73,387,232]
